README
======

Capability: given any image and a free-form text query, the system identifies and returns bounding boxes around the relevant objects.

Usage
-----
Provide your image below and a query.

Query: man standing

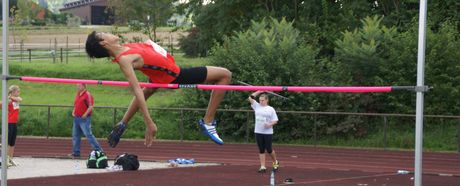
[69,83,103,158]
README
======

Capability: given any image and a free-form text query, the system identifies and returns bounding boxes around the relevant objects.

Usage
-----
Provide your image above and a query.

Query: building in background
[59,0,114,25]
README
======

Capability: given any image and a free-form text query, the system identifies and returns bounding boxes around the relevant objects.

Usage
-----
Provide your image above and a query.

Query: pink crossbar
[20,76,392,92]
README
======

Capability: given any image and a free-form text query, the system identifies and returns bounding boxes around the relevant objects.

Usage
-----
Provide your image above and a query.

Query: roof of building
[59,0,105,11]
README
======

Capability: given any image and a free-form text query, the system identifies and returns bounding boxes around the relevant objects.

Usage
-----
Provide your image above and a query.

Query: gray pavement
[2,157,218,180]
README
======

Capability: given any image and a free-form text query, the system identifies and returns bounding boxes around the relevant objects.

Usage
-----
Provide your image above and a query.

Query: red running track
[8,137,460,186]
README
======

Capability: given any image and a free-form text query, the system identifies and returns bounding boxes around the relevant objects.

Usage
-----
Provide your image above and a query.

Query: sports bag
[86,150,108,169]
[114,153,140,171]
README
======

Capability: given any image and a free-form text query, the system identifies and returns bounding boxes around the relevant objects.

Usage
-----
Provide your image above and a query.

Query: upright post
[457,119,460,153]
[2,0,10,184]
[414,0,428,185]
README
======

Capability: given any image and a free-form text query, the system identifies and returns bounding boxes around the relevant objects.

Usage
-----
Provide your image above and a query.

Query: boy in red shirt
[0,85,22,167]
[85,31,232,147]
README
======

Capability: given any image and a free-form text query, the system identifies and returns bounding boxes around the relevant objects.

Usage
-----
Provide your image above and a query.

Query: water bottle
[270,171,275,186]
[168,160,179,167]
[170,161,179,167]
[397,170,410,174]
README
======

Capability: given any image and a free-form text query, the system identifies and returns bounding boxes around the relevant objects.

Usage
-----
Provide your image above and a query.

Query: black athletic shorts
[8,124,18,146]
[255,133,273,154]
[171,67,207,84]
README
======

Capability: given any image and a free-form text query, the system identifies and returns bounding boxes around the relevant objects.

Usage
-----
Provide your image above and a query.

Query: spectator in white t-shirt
[248,91,279,173]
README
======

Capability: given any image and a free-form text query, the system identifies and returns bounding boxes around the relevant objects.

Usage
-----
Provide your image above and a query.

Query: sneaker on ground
[258,166,267,173]
[6,157,14,167]
[107,122,127,148]
[67,153,81,158]
[9,158,18,166]
[198,119,224,145]
[273,160,280,171]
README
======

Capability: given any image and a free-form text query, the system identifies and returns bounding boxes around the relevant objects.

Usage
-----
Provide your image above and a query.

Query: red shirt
[8,99,20,123]
[74,90,94,117]
[112,41,180,84]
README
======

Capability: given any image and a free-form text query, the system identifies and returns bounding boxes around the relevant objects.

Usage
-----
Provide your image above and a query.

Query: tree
[175,1,460,142]
[384,21,460,115]
[178,0,460,58]
[108,0,173,40]
[335,16,397,85]
[181,18,321,141]
[330,15,398,136]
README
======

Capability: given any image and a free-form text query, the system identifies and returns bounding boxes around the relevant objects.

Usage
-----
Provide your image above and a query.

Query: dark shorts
[255,133,273,154]
[8,124,18,146]
[171,67,207,84]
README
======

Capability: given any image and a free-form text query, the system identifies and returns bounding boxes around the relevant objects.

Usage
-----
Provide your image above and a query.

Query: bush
[181,17,321,140]
[178,27,206,57]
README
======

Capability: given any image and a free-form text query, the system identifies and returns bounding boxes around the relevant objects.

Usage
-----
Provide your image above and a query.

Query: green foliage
[181,18,321,140]
[177,0,273,56]
[325,16,398,136]
[335,15,397,85]
[382,20,460,116]
[332,17,460,137]
[178,0,460,61]
[108,0,173,40]
[178,27,203,57]
[422,22,460,115]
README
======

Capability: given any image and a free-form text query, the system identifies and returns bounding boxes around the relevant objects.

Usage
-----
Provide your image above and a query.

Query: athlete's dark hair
[85,31,109,58]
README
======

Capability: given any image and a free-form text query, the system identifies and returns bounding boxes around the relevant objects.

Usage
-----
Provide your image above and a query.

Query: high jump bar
[9,76,424,93]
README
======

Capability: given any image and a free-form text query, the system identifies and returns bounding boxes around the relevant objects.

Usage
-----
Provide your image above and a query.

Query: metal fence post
[53,38,57,63]
[28,49,31,62]
[47,106,51,139]
[180,110,184,142]
[314,114,317,147]
[113,108,117,126]
[246,111,250,143]
[66,36,69,63]
[458,119,460,153]
[383,116,388,151]
[20,40,23,62]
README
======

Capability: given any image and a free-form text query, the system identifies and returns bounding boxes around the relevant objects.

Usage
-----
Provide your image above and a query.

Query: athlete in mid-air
[85,31,232,147]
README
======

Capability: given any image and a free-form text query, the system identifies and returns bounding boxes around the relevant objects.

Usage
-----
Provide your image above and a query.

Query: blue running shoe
[108,122,127,148]
[198,119,224,145]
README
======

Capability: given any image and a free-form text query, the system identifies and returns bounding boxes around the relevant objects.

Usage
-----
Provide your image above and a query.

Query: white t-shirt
[251,102,278,134]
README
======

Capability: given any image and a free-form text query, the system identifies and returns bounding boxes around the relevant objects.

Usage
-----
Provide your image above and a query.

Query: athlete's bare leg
[202,66,232,124]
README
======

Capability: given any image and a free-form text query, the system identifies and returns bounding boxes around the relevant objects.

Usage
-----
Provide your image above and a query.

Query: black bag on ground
[87,150,108,169]
[115,153,139,171]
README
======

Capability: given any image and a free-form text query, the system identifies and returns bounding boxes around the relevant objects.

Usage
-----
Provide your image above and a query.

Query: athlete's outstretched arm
[118,56,157,147]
